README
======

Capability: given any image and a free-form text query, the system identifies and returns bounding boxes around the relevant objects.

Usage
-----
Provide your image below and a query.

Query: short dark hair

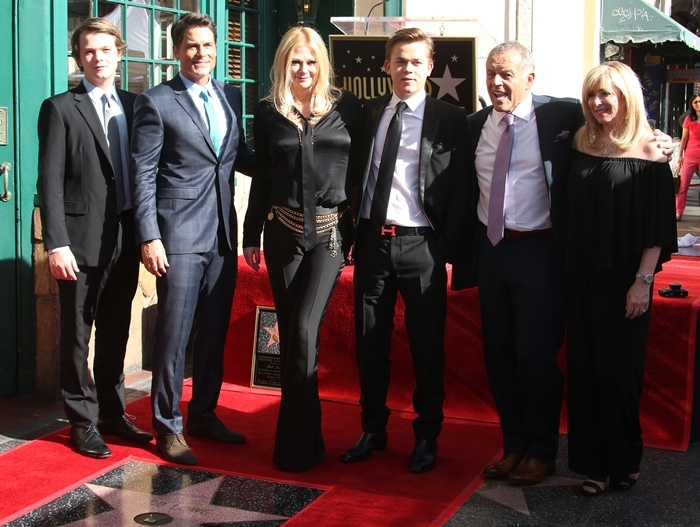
[70,18,126,70]
[172,12,217,47]
[385,28,434,61]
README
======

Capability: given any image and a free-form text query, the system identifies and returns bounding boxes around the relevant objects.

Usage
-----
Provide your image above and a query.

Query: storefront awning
[601,0,700,54]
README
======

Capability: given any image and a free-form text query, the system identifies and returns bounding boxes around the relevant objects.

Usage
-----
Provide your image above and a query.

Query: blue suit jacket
[130,74,255,254]
[451,94,584,290]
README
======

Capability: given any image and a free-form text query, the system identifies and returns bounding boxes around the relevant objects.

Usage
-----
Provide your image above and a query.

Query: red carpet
[0,385,502,526]
[2,254,695,524]
[229,254,699,452]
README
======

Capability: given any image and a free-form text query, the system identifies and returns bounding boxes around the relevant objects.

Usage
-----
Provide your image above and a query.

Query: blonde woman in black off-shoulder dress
[564,61,677,497]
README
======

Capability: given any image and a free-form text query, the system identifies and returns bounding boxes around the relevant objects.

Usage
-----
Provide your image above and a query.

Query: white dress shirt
[179,73,229,144]
[361,91,430,227]
[476,92,551,231]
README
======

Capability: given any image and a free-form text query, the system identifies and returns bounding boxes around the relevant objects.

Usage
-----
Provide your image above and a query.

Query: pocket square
[554,130,570,142]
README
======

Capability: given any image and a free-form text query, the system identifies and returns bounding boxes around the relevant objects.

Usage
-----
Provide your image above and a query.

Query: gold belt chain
[269,205,345,257]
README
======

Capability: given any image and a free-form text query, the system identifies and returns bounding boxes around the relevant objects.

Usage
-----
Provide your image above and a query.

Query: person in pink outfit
[676,93,700,221]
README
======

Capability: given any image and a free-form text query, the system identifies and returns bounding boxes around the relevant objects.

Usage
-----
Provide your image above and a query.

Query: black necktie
[370,101,407,228]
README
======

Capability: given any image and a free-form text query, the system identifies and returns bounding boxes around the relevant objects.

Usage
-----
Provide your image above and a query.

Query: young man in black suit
[37,18,152,459]
[340,28,468,473]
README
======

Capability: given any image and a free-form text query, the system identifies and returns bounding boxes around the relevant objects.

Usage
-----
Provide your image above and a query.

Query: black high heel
[612,473,639,490]
[581,479,606,496]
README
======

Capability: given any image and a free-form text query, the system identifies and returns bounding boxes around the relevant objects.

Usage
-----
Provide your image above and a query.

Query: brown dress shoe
[484,453,524,479]
[507,457,555,486]
[156,433,197,465]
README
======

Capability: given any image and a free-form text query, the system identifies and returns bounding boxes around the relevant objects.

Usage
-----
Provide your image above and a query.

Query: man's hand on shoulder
[652,128,675,160]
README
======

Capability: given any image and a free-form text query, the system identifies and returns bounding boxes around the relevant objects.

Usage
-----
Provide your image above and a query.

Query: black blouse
[565,151,678,274]
[242,90,361,247]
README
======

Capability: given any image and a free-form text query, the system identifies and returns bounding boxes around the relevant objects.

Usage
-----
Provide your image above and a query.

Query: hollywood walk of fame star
[61,477,289,526]
[264,321,280,348]
[476,476,582,517]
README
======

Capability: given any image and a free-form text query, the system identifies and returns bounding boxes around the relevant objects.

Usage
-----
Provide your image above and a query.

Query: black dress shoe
[70,425,112,459]
[187,419,247,444]
[98,415,154,444]
[340,431,388,463]
[409,438,437,473]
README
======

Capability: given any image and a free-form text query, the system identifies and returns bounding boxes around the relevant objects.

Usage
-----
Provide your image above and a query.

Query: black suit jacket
[451,94,584,290]
[37,83,136,267]
[351,93,468,262]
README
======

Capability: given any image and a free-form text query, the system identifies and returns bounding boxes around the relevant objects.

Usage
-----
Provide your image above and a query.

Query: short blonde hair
[581,61,650,151]
[266,26,341,119]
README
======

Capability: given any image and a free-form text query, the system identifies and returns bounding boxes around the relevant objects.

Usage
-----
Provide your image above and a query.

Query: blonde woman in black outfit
[565,61,677,496]
[242,26,360,473]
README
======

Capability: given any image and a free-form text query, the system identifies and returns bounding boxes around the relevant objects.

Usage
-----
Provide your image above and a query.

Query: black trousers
[353,220,446,441]
[58,211,140,427]
[476,225,565,462]
[566,263,649,482]
[263,216,346,472]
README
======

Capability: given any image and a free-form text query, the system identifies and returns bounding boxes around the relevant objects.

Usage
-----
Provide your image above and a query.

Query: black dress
[565,151,677,482]
[242,90,361,472]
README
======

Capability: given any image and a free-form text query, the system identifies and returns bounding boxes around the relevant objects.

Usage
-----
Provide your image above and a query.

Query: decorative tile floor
[6,460,324,527]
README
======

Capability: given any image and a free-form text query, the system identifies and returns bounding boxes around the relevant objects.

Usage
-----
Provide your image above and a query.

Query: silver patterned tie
[487,113,515,245]
[103,94,127,213]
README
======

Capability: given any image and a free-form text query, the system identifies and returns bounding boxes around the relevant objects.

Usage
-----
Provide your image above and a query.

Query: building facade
[4,0,695,398]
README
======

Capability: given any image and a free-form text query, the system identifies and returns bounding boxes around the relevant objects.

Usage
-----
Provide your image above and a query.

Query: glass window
[67,0,259,135]
[226,0,258,142]
[67,0,200,93]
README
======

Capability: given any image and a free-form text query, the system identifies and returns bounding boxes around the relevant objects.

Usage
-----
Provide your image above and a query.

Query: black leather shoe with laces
[70,425,112,459]
[98,415,153,443]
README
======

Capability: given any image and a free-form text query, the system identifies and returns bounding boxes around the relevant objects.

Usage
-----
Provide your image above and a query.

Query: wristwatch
[635,273,653,284]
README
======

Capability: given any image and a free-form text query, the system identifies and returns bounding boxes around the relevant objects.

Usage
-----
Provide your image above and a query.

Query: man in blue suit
[130,12,255,465]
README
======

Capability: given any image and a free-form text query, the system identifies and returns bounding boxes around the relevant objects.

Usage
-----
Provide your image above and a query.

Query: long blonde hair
[266,26,341,119]
[581,61,650,151]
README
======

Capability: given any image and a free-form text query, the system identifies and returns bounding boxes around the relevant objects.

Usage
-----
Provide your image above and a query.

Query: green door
[0,1,19,394]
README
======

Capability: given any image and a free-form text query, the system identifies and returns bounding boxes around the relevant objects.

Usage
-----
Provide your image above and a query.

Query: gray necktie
[200,89,223,156]
[487,113,515,246]
[370,101,407,228]
[103,94,127,213]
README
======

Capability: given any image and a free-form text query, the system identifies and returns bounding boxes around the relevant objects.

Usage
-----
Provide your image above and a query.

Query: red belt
[503,228,552,240]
